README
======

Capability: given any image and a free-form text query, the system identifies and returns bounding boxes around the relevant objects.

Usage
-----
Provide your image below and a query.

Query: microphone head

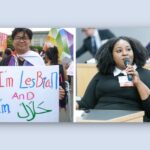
[124,58,130,67]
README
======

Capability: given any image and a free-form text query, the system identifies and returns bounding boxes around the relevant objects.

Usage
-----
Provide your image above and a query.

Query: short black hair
[45,46,59,65]
[95,36,149,75]
[12,28,33,40]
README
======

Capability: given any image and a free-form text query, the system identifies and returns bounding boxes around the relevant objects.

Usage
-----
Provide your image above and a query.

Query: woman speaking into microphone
[76,36,150,122]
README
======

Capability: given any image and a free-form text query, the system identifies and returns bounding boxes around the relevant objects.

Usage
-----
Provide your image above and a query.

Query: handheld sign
[0,66,59,122]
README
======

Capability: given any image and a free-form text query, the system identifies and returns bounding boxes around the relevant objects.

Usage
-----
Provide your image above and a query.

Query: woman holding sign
[76,36,150,122]
[0,28,66,120]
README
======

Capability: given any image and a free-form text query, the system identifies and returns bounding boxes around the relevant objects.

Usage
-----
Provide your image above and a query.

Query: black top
[77,67,150,122]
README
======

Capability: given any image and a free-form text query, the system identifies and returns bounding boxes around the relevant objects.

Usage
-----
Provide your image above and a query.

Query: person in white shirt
[0,28,65,101]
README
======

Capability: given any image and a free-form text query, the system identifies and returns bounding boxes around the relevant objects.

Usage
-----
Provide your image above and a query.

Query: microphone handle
[127,74,132,81]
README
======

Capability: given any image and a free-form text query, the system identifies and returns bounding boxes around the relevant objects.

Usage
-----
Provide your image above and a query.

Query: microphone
[124,58,133,81]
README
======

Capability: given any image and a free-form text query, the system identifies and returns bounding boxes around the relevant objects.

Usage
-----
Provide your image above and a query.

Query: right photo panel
[75,27,150,123]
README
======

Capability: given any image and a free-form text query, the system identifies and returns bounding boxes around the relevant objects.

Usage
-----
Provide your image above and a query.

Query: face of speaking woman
[112,39,134,70]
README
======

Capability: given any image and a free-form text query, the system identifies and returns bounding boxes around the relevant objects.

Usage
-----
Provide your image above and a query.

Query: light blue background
[1,0,150,150]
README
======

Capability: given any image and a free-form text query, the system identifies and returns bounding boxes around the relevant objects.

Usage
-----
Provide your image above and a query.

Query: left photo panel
[0,28,75,122]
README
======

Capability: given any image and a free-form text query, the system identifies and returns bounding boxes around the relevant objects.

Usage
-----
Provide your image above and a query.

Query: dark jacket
[76,29,115,58]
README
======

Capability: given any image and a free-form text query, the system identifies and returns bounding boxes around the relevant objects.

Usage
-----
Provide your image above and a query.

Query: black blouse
[78,67,150,122]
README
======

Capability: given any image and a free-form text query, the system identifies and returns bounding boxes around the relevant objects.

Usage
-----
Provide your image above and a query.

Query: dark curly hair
[12,28,33,40]
[95,36,149,75]
[45,46,59,65]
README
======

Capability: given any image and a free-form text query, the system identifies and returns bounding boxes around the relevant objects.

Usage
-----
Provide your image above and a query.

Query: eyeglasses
[14,36,30,41]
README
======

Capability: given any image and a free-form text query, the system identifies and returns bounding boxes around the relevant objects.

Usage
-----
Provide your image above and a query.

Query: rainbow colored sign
[43,28,74,60]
